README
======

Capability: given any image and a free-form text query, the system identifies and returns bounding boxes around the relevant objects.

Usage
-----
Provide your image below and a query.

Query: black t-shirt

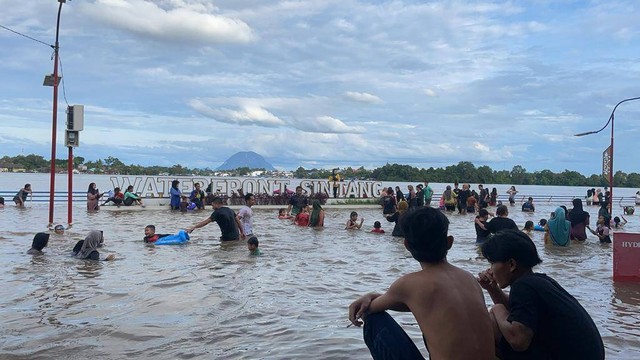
[487,217,519,234]
[288,194,309,212]
[382,196,396,214]
[210,206,240,241]
[475,218,490,238]
[458,189,471,206]
[507,273,604,360]
[415,189,424,207]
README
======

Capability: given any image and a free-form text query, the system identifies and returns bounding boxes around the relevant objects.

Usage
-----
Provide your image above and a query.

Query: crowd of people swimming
[10,178,631,359]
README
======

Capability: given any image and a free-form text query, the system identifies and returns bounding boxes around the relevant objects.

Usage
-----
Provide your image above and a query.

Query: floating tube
[154,230,190,245]
[534,225,545,232]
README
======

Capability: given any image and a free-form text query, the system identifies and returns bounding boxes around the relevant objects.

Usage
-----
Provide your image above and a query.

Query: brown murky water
[1,201,639,359]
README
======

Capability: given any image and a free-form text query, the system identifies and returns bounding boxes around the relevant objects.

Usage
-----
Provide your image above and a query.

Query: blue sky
[1,0,640,175]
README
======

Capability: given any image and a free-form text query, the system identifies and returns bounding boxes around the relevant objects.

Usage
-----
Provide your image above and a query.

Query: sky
[1,0,640,175]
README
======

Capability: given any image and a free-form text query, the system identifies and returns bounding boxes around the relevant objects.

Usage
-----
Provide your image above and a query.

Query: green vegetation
[1,155,638,188]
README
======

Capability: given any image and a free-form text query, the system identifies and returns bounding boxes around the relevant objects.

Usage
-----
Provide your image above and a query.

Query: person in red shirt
[371,221,385,233]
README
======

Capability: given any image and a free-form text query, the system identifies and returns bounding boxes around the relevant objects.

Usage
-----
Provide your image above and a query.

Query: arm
[187,217,212,233]
[235,214,245,238]
[318,210,325,226]
[356,218,364,229]
[348,278,410,327]
[474,217,488,231]
[490,304,534,352]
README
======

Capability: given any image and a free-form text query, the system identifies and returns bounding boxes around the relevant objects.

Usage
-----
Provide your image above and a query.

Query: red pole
[48,1,65,227]
[68,145,73,226]
[609,115,614,214]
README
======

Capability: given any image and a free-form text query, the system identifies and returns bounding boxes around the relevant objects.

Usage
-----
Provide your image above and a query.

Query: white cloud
[344,91,383,104]
[294,116,366,134]
[78,0,254,44]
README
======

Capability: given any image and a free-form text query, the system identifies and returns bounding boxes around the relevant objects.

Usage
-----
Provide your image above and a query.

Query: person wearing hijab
[309,199,325,227]
[73,231,115,261]
[170,180,181,210]
[87,182,104,211]
[545,207,571,246]
[442,185,457,211]
[386,200,409,237]
[568,198,590,241]
[27,233,50,255]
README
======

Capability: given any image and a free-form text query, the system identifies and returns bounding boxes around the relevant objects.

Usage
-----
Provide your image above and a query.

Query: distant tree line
[2,154,639,188]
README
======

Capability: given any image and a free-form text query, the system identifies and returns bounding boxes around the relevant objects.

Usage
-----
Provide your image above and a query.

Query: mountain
[217,151,276,171]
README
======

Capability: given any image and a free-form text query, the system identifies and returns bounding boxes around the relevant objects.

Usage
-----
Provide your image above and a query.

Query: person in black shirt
[286,186,309,216]
[487,205,518,234]
[477,230,604,360]
[457,184,471,214]
[187,197,243,241]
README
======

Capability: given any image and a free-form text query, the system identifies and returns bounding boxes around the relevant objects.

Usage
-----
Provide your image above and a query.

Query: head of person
[296,186,303,195]
[194,183,201,190]
[247,236,259,251]
[145,225,156,236]
[54,224,65,234]
[492,187,497,193]
[244,193,255,206]
[463,183,469,190]
[279,208,286,216]
[398,200,409,213]
[77,230,103,259]
[478,184,484,190]
[114,187,121,194]
[528,196,533,203]
[312,199,322,210]
[445,185,451,191]
[454,182,459,188]
[395,186,401,192]
[478,208,489,220]
[350,211,358,220]
[597,215,606,225]
[416,184,423,190]
[126,185,134,192]
[524,221,534,231]
[614,216,621,225]
[401,207,452,264]
[510,186,516,191]
[539,218,547,226]
[480,229,542,288]
[424,181,429,185]
[87,182,97,193]
[211,196,224,209]
[25,183,31,190]
[386,187,394,195]
[171,180,180,189]
[0,197,4,206]
[31,232,50,251]
[496,204,509,217]
[374,221,381,229]
[407,185,414,191]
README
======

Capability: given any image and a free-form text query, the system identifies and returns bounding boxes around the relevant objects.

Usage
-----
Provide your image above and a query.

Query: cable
[58,53,70,106]
[0,24,53,48]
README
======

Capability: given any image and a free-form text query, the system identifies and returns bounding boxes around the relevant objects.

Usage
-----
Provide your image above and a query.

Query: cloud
[188,99,285,127]
[344,91,383,104]
[78,0,254,44]
[294,116,366,134]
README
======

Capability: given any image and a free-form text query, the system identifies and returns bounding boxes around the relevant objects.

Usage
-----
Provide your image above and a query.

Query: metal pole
[609,114,614,215]
[68,145,73,226]
[48,1,64,227]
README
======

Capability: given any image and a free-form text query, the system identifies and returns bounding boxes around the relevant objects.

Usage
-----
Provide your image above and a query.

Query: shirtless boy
[348,207,495,359]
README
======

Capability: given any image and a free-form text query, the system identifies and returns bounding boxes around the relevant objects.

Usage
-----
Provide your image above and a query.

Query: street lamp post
[47,0,66,227]
[575,96,640,214]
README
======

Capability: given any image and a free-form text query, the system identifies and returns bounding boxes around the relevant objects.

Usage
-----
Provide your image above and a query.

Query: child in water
[371,221,385,233]
[588,216,612,243]
[248,236,262,256]
[345,211,364,230]
[53,224,65,235]
[143,225,169,243]
[27,233,50,255]
[294,207,310,226]
[278,208,293,220]
[523,221,534,236]
[73,230,115,260]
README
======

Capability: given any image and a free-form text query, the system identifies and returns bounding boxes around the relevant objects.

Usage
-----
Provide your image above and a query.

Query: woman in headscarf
[308,200,325,228]
[442,185,457,211]
[170,180,181,210]
[545,207,571,246]
[87,182,104,211]
[386,200,409,237]
[27,232,50,255]
[568,198,590,241]
[74,231,115,261]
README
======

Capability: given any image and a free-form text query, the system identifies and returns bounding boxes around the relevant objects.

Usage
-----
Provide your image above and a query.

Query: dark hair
[114,187,121,192]
[244,193,254,201]
[524,221,534,230]
[350,211,358,217]
[0,197,4,205]
[496,204,509,216]
[212,197,223,204]
[127,185,134,191]
[296,186,303,191]
[478,209,489,217]
[32,232,50,251]
[614,216,621,223]
[401,207,450,263]
[279,208,286,214]
[528,196,533,202]
[247,236,259,246]
[539,218,547,226]
[386,187,394,195]
[172,180,180,189]
[25,183,31,188]
[145,225,155,231]
[481,229,542,268]
[374,221,381,228]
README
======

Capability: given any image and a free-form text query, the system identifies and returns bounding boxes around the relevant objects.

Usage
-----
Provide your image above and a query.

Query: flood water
[1,200,640,358]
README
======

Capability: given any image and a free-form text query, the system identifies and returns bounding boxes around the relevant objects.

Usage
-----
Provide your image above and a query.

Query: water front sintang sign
[108,176,384,199]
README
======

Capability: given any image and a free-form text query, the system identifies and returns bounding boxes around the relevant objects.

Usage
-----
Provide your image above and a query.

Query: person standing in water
[237,193,256,239]
[86,182,104,211]
[13,183,32,207]
[170,180,181,210]
[187,197,243,241]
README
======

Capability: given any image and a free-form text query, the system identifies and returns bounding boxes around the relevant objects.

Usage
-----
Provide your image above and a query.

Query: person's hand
[477,269,499,291]
[186,227,194,234]
[105,254,116,261]
[348,293,379,327]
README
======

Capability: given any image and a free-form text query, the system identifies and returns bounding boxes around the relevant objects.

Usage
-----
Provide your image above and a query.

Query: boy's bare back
[386,261,494,360]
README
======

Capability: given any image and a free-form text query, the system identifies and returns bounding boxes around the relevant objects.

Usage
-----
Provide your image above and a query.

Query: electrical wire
[58,54,70,106]
[0,24,53,48]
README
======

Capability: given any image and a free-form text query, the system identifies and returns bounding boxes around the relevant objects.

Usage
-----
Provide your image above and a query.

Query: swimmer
[0,196,4,208]
[294,207,310,227]
[73,230,115,261]
[523,221,534,236]
[53,224,65,235]
[345,211,364,230]
[27,232,50,255]
[13,183,32,207]
[371,221,385,234]
[143,225,169,243]
[612,216,628,229]
[248,236,261,256]
[278,208,293,220]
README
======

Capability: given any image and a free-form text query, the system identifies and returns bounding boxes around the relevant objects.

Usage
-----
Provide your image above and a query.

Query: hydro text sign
[109,176,384,199]
[613,232,640,282]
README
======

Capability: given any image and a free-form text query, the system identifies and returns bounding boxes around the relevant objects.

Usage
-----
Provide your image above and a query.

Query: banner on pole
[603,145,612,182]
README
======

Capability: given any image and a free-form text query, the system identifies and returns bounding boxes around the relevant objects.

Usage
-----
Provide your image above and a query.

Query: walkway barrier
[613,233,640,282]
[0,191,87,203]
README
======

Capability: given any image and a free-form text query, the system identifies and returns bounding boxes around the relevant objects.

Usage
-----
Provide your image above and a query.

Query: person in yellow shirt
[329,169,341,198]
